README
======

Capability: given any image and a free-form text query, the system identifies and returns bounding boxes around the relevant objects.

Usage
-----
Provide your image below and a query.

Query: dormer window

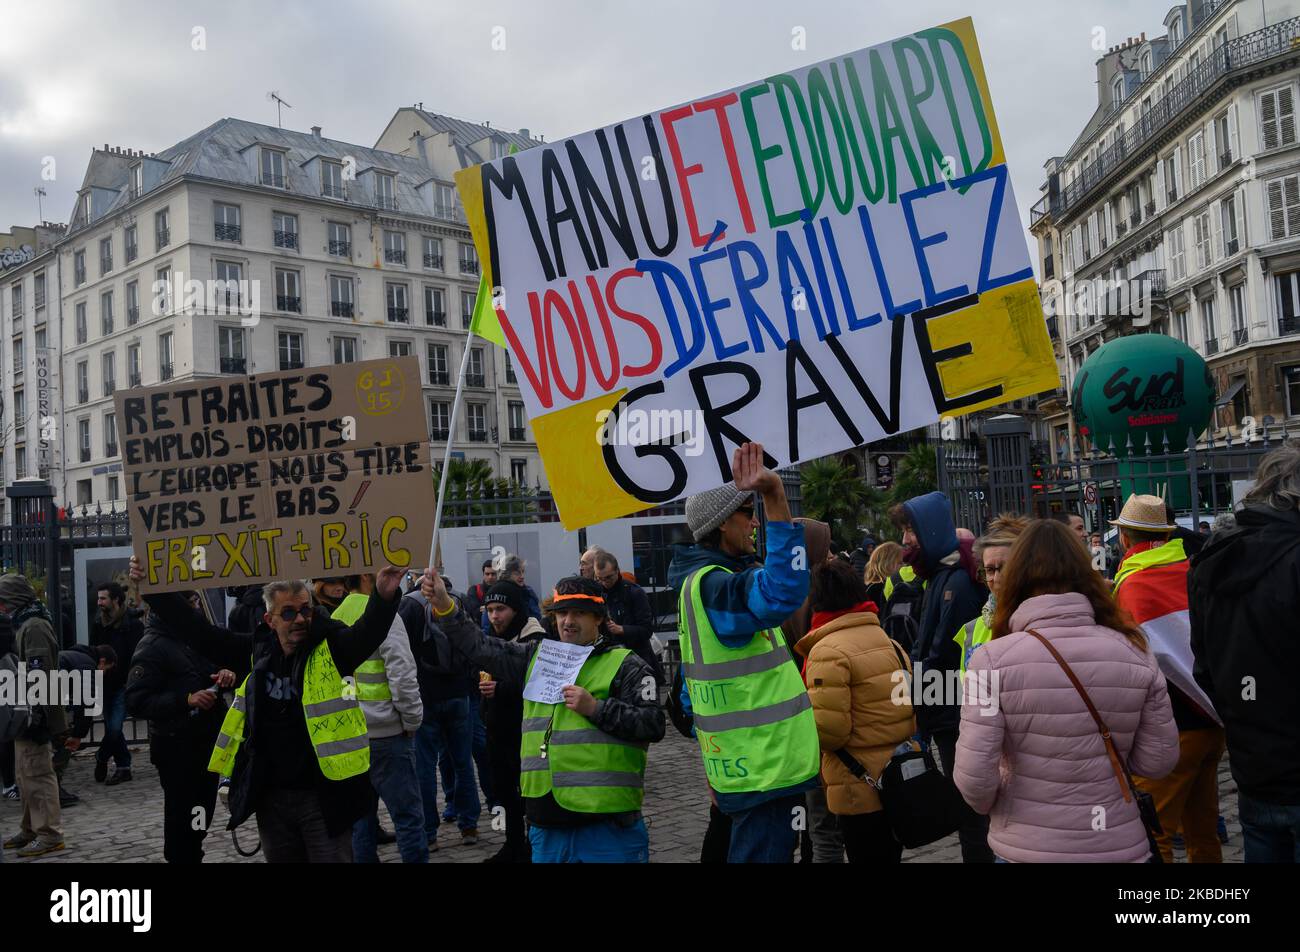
[130,164,143,199]
[1169,19,1182,48]
[261,148,286,188]
[490,139,508,160]
[1113,75,1125,105]
[79,192,91,223]
[321,160,345,199]
[374,172,397,211]
[1141,50,1152,78]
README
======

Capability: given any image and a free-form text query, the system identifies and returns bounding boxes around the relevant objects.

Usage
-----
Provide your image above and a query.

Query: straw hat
[1108,494,1175,532]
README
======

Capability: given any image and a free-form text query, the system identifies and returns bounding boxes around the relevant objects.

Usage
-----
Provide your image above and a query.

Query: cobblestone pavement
[2,731,1243,864]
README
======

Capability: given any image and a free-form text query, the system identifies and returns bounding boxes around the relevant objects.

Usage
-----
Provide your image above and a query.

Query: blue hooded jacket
[902,491,958,577]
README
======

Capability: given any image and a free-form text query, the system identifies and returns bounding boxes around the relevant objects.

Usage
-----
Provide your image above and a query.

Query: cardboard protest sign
[522,640,595,705]
[116,357,435,592]
[456,17,1055,529]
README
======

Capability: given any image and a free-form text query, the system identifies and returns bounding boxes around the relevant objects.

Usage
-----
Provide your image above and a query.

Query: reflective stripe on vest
[883,564,921,603]
[519,647,647,814]
[953,615,993,675]
[207,639,370,781]
[332,593,391,701]
[678,565,819,794]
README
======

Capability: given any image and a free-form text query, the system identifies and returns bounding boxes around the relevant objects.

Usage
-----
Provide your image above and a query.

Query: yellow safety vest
[1113,538,1187,591]
[953,615,993,675]
[332,593,391,701]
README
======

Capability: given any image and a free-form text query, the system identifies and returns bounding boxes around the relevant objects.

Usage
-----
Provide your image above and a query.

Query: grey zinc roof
[413,109,538,163]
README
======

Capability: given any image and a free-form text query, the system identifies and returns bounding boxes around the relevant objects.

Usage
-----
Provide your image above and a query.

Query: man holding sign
[422,572,665,863]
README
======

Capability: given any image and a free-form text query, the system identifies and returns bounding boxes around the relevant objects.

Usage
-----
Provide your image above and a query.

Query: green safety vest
[953,615,993,675]
[332,593,391,701]
[1113,538,1187,591]
[678,565,819,794]
[883,564,922,602]
[208,638,370,781]
[519,646,648,813]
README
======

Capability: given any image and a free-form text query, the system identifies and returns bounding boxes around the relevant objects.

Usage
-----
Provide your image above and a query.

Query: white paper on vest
[523,641,595,705]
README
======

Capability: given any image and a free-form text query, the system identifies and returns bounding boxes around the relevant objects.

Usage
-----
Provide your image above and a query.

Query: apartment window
[15,447,26,480]
[1081,220,1091,261]
[12,337,23,376]
[76,479,91,507]
[101,351,115,395]
[423,236,443,269]
[427,342,449,385]
[214,202,241,242]
[458,242,479,275]
[275,269,301,313]
[461,290,476,328]
[1164,153,1179,204]
[101,290,114,335]
[1187,131,1206,190]
[74,249,85,285]
[35,327,45,349]
[13,390,24,433]
[278,331,304,370]
[128,343,141,386]
[155,266,171,314]
[1174,308,1189,343]
[261,148,287,188]
[384,230,407,265]
[430,400,450,440]
[329,274,354,317]
[1276,271,1300,335]
[333,336,357,364]
[504,351,517,384]
[78,419,91,463]
[155,208,170,249]
[107,475,119,502]
[1260,86,1297,150]
[159,331,174,380]
[1168,225,1186,281]
[327,221,351,257]
[10,282,21,319]
[33,271,44,309]
[100,236,113,275]
[467,347,485,387]
[1215,113,1231,168]
[1201,297,1218,355]
[126,280,140,325]
[508,401,526,441]
[374,172,397,210]
[104,412,118,457]
[215,261,242,308]
[511,459,527,484]
[1112,75,1124,105]
[75,302,87,344]
[434,183,460,221]
[273,212,298,250]
[467,403,487,441]
[1141,50,1152,78]
[386,283,409,323]
[125,224,138,263]
[219,326,246,374]
[1285,366,1300,416]
[130,163,143,198]
[1230,284,1248,346]
[1193,210,1212,271]
[321,160,345,199]
[424,286,445,326]
[1220,195,1240,257]
[1267,175,1300,240]
[389,340,412,358]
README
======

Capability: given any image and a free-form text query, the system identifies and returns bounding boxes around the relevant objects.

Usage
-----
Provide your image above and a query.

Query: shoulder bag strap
[1025,628,1134,804]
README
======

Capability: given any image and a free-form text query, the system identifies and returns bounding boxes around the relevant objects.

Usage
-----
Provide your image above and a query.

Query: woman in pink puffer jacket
[954,520,1180,863]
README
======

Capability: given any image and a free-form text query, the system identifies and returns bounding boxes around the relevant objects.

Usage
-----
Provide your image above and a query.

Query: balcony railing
[128,371,141,387]
[261,172,286,189]
[1205,337,1220,356]
[74,265,85,285]
[460,259,480,276]
[322,183,346,200]
[509,427,526,442]
[1030,194,1051,227]
[102,379,115,396]
[468,430,488,442]
[431,428,450,441]
[385,249,407,264]
[160,362,173,380]
[80,447,90,463]
[374,195,399,211]
[215,223,241,242]
[77,387,88,403]
[331,301,354,318]
[466,373,485,388]
[277,295,302,313]
[100,256,112,274]
[1220,151,1234,170]
[220,357,246,374]
[1145,200,1156,216]
[424,253,443,269]
[280,359,304,371]
[274,230,298,249]
[127,306,139,325]
[387,306,409,323]
[105,443,118,458]
[156,228,170,248]
[1129,211,1141,227]
[125,243,138,263]
[1115,221,1128,237]
[1055,17,1300,222]
[427,311,446,327]
[433,203,466,224]
[1233,326,1249,347]
[328,240,351,257]
[1225,237,1240,256]
[429,370,450,386]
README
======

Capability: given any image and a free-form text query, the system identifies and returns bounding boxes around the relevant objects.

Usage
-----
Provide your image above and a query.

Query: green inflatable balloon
[1070,335,1215,455]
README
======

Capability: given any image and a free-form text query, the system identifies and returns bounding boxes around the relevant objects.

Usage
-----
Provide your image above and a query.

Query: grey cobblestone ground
[2,730,1243,864]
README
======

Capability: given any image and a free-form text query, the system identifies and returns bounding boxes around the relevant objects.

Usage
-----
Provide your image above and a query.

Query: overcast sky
[0,0,1149,239]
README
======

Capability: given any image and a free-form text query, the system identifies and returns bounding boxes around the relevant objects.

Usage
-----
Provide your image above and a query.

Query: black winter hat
[483,580,526,616]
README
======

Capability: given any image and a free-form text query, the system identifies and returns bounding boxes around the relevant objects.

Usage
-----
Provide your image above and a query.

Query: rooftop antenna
[34,186,46,220]
[267,90,293,128]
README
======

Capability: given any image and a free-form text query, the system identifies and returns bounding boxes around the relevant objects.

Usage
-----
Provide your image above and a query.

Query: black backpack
[881,573,924,655]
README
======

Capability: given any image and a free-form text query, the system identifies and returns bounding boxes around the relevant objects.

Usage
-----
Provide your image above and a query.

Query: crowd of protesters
[3,438,1298,864]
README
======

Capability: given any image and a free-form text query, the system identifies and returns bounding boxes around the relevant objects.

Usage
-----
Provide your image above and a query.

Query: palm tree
[800,457,877,550]
[888,444,937,506]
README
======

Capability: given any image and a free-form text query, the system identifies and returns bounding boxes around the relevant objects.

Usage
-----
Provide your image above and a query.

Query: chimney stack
[311,126,322,138]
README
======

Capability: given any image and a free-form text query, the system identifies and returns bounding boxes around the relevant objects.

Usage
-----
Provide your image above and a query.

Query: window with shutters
[1220,195,1240,256]
[1188,131,1206,190]
[1260,86,1297,151]
[1275,271,1300,335]
[1194,211,1212,271]
[1215,113,1231,168]
[1168,226,1186,281]
[1164,153,1178,204]
[1230,284,1248,346]
[1267,175,1300,240]
[1174,308,1189,343]
[1201,297,1218,355]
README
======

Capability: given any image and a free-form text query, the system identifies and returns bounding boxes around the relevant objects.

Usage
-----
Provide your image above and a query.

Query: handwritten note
[523,640,595,705]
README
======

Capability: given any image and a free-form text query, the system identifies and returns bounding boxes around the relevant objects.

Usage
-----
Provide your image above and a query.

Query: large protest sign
[457,17,1056,529]
[116,357,435,593]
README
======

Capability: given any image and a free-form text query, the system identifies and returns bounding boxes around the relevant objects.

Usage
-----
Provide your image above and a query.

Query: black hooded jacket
[1189,504,1300,804]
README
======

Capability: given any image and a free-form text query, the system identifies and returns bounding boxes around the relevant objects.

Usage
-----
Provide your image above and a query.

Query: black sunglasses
[277,604,314,623]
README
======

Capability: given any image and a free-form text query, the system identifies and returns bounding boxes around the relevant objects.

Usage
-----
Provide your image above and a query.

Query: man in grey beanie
[667,442,818,863]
